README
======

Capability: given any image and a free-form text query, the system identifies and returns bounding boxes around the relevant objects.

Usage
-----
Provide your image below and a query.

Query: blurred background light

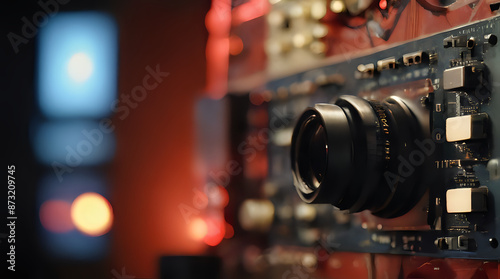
[39,200,74,233]
[331,0,345,13]
[71,192,113,236]
[32,120,116,166]
[224,223,234,239]
[38,171,111,259]
[229,35,244,56]
[203,214,225,247]
[190,218,208,241]
[67,52,94,82]
[37,12,118,118]
[207,185,229,208]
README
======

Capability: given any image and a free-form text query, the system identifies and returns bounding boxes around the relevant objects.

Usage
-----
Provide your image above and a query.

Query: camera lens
[291,95,428,218]
[296,115,327,190]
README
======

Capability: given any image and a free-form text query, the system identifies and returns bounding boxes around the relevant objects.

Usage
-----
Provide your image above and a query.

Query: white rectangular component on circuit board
[446,187,488,213]
[446,115,472,142]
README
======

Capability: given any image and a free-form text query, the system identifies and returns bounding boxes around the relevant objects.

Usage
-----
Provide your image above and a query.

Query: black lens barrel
[292,104,353,204]
[291,95,427,218]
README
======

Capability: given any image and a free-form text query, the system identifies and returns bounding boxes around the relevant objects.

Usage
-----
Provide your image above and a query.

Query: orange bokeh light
[224,222,234,239]
[203,217,225,246]
[40,200,74,233]
[189,217,208,241]
[379,0,387,10]
[71,192,113,236]
[229,35,244,56]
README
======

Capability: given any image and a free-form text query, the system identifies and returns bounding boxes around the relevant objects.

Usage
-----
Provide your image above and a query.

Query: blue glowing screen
[38,12,118,118]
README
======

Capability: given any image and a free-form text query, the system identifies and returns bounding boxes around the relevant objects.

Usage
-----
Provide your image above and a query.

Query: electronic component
[259,16,500,261]
[402,51,427,66]
[484,34,498,46]
[445,113,488,142]
[435,235,474,251]
[446,187,488,213]
[443,35,467,48]
[356,63,375,78]
[467,37,476,49]
[442,66,480,90]
[377,57,397,71]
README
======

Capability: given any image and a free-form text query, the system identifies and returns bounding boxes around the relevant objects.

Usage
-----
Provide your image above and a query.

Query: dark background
[3,1,211,278]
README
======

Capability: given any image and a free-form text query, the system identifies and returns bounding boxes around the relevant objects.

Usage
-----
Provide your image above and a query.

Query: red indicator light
[379,0,387,10]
